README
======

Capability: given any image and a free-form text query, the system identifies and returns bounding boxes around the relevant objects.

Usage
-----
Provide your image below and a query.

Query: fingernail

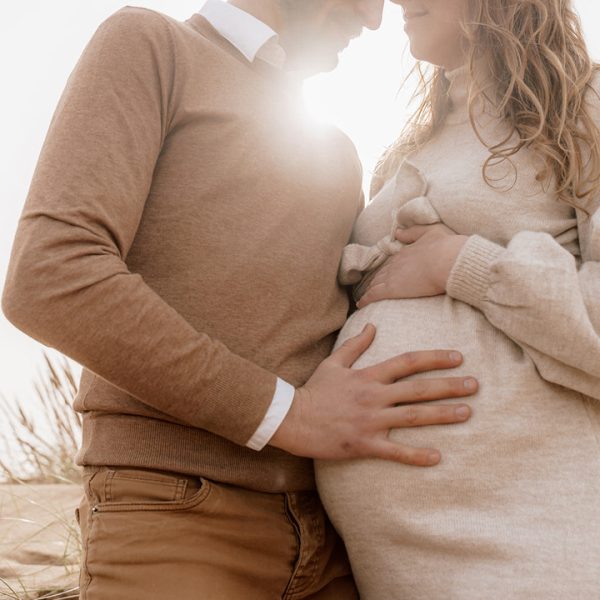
[455,406,470,419]
[428,451,441,465]
[449,351,462,363]
[464,378,477,390]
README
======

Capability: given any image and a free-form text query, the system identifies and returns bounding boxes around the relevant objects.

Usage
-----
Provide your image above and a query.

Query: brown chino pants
[77,466,358,599]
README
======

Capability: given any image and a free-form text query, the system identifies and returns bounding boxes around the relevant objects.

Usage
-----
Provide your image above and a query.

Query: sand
[0,484,81,599]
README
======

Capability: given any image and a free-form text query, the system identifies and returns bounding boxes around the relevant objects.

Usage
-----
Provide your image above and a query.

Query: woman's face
[393,0,469,70]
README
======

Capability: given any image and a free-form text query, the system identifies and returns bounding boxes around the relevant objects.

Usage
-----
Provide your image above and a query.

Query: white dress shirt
[199,0,286,68]
[198,0,295,451]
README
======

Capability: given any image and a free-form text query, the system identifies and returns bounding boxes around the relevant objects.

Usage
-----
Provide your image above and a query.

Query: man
[2,1,476,597]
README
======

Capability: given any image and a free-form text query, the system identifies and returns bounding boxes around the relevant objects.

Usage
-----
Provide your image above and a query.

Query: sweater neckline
[443,65,471,125]
[443,63,502,127]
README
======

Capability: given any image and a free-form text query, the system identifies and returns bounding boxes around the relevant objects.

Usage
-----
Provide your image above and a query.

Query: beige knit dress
[315,68,600,599]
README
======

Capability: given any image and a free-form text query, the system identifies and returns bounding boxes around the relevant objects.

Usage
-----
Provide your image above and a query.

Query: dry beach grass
[0,356,81,599]
[0,484,81,599]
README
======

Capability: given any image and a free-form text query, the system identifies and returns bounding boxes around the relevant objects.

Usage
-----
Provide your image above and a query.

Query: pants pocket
[79,468,211,600]
[86,467,209,513]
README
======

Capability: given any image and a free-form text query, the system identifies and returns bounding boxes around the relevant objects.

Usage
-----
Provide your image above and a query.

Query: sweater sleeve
[446,203,600,400]
[1,8,277,446]
[446,73,600,401]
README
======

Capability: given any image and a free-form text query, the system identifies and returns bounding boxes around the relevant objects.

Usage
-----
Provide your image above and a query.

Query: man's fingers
[364,349,464,383]
[330,323,376,367]
[370,440,441,467]
[382,376,478,405]
[376,403,471,429]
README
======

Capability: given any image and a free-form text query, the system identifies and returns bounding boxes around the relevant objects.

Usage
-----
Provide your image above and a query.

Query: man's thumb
[331,323,376,367]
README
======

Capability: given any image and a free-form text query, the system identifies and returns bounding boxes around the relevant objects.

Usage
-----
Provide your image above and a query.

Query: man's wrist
[246,378,296,451]
[268,387,305,454]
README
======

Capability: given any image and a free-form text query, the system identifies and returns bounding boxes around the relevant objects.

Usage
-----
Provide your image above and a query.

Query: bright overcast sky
[1,1,599,407]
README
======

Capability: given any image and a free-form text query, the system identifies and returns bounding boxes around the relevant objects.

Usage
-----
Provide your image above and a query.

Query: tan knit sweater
[316,68,600,598]
[1,8,363,492]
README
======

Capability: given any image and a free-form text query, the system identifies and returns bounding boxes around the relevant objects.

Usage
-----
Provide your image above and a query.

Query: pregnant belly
[336,295,520,370]
[316,297,600,597]
[319,294,599,515]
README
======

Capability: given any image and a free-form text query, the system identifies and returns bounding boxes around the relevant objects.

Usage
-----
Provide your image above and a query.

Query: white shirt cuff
[246,378,295,451]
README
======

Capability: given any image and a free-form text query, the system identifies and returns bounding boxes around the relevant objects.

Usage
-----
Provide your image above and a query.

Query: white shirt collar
[198,0,286,68]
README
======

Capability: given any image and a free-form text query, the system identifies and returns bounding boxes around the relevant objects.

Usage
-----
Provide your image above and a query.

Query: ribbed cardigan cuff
[446,235,505,310]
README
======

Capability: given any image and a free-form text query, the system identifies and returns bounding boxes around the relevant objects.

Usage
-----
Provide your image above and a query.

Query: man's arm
[2,9,278,446]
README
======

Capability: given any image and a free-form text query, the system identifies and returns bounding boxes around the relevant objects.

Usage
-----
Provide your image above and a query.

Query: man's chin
[314,53,340,73]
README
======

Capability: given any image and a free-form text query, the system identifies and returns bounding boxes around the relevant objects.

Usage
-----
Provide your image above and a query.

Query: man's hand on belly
[269,324,478,467]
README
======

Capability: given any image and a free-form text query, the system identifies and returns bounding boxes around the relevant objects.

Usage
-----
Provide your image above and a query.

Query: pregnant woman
[316,0,600,597]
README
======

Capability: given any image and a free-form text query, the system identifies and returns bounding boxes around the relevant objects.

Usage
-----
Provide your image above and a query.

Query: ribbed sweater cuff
[446,235,505,310]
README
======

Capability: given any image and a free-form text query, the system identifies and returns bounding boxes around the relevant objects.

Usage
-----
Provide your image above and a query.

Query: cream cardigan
[316,68,600,599]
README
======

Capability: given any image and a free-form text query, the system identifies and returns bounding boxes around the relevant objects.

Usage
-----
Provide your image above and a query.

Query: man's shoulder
[95,6,219,66]
[95,6,189,48]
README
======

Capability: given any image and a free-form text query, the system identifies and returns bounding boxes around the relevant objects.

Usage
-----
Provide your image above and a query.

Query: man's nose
[357,0,385,30]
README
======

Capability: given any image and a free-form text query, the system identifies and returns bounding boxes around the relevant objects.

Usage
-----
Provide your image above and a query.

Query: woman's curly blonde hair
[373,0,600,210]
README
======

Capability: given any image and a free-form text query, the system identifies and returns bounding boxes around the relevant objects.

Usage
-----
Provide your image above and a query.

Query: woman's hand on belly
[357,224,468,307]
[269,324,477,467]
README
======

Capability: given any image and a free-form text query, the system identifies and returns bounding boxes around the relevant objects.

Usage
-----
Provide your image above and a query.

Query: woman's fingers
[357,257,403,307]
[363,349,464,383]
[356,282,389,307]
[395,223,454,244]
[368,263,390,286]
[395,225,430,244]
